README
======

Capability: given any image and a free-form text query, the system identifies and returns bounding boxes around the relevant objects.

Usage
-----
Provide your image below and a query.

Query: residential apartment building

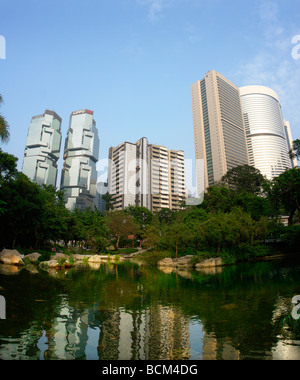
[60,109,99,211]
[108,137,185,211]
[22,109,62,187]
[149,144,185,211]
[191,70,249,192]
[240,85,293,179]
[108,137,149,211]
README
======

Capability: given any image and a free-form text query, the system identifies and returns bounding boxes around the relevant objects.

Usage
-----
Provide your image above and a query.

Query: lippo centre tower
[60,109,99,211]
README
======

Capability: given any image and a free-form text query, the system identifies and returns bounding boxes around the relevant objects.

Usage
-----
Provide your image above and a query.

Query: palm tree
[0,94,10,143]
[102,192,114,212]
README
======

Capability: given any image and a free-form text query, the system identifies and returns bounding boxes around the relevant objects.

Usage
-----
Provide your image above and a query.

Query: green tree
[0,149,18,216]
[289,139,300,160]
[234,192,271,221]
[124,205,153,229]
[182,207,208,250]
[0,95,10,143]
[0,148,18,182]
[105,210,140,250]
[201,185,234,214]
[201,209,254,255]
[0,172,45,248]
[141,224,161,253]
[157,208,175,226]
[64,209,86,245]
[164,212,189,258]
[221,165,267,195]
[81,208,109,252]
[268,168,300,226]
[102,192,114,212]
[35,185,69,247]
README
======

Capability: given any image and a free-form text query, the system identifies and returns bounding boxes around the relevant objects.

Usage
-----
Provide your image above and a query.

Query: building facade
[149,144,185,211]
[60,109,99,211]
[284,120,298,169]
[108,137,185,211]
[239,85,293,179]
[108,137,150,211]
[22,110,62,187]
[191,70,249,192]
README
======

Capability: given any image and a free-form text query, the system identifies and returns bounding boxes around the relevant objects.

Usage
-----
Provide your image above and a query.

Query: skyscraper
[191,70,249,192]
[283,120,298,169]
[60,109,99,211]
[240,85,293,179]
[108,137,185,211]
[22,110,62,187]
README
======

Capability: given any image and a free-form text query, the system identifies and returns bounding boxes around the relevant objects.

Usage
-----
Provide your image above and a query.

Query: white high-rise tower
[240,85,292,179]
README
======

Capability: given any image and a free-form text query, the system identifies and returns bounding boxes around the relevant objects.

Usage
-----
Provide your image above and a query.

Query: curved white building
[240,85,292,179]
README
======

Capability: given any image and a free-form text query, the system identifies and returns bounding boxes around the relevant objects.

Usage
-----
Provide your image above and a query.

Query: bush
[280,225,300,248]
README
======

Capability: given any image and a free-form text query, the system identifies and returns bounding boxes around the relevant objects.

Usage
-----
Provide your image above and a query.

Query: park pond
[0,255,300,360]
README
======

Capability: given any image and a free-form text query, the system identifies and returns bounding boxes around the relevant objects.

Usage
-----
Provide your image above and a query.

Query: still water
[0,256,300,360]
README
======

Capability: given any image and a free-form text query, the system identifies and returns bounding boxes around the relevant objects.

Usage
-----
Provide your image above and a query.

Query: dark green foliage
[0,148,18,181]
[0,172,68,248]
[220,164,268,195]
[289,139,300,160]
[124,205,153,228]
[267,167,300,225]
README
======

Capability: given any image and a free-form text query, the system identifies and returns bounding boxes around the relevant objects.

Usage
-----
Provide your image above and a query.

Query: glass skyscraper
[60,109,99,211]
[240,85,293,179]
[191,70,249,192]
[22,110,62,187]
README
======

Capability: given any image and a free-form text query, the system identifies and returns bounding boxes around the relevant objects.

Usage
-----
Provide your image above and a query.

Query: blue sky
[0,0,299,185]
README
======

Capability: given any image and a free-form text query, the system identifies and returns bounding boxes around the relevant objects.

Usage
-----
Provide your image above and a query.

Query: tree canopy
[0,95,10,143]
[289,139,300,160]
[220,164,268,195]
[267,167,300,226]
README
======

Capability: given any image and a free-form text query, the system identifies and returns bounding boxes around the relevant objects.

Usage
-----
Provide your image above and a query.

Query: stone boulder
[24,252,41,263]
[40,259,59,268]
[52,253,68,260]
[173,255,194,268]
[88,255,102,264]
[157,258,174,267]
[0,249,24,266]
[196,257,223,269]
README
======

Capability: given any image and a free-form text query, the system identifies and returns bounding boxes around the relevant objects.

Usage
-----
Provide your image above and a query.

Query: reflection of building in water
[2,291,300,360]
[202,332,240,360]
[146,304,190,360]
[97,309,121,360]
[44,300,90,359]
[94,304,190,360]
[0,323,43,360]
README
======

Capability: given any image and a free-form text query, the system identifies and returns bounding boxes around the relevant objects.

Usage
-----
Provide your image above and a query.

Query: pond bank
[0,247,297,274]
